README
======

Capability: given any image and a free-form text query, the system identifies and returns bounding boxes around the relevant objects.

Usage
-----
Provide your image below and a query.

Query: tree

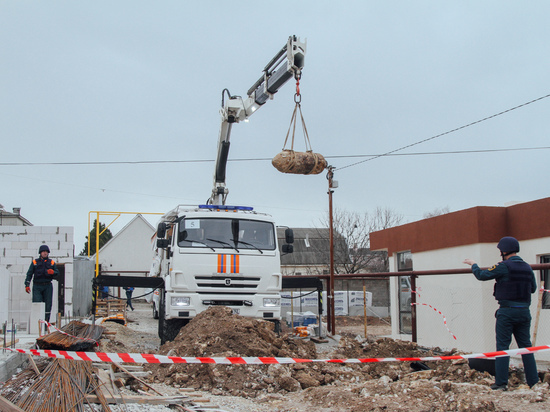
[80,219,114,256]
[317,207,403,274]
[423,206,450,219]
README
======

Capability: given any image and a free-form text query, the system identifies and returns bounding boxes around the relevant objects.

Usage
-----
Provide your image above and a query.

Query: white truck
[154,36,305,343]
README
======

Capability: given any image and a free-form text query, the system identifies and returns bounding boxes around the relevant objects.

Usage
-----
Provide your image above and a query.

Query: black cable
[337,92,550,171]
[96,287,157,301]
[1,146,549,166]
[283,290,317,299]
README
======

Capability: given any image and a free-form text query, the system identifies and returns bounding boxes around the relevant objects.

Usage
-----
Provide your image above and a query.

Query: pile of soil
[147,306,319,396]
[145,307,511,400]
[98,303,550,411]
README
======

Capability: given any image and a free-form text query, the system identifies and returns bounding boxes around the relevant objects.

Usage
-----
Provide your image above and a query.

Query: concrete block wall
[0,226,74,328]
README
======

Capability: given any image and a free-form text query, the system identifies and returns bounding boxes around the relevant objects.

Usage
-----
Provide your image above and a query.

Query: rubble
[143,305,550,411]
[3,302,550,411]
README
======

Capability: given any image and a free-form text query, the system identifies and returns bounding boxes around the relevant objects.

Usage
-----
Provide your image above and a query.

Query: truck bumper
[165,292,281,320]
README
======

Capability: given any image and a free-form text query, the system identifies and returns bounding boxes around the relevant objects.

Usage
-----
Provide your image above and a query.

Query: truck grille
[194,275,261,289]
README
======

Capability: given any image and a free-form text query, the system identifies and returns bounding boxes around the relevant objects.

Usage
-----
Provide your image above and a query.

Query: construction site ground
[86,300,550,411]
[2,301,550,411]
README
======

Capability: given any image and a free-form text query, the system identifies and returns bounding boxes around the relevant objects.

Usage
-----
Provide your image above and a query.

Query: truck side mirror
[157,238,170,249]
[285,228,294,244]
[282,244,293,254]
[157,222,167,239]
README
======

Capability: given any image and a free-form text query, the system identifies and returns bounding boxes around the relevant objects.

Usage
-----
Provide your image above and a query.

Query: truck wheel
[152,302,159,319]
[158,292,167,342]
[267,319,281,335]
[161,319,188,344]
[158,292,189,344]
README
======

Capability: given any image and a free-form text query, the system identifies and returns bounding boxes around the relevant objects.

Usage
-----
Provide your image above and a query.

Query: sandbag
[272,150,327,175]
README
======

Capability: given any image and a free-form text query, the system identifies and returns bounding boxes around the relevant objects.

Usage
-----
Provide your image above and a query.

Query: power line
[0,146,549,166]
[337,92,550,170]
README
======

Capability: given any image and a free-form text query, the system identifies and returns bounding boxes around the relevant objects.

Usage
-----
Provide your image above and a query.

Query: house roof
[0,206,33,226]
[370,197,550,255]
[277,227,349,266]
[92,214,155,257]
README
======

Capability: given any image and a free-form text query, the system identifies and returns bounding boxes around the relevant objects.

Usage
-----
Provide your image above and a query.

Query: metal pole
[411,274,417,343]
[328,166,335,335]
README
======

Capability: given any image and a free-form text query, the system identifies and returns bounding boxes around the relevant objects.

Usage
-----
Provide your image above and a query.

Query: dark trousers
[125,291,134,310]
[495,307,539,387]
[32,282,53,322]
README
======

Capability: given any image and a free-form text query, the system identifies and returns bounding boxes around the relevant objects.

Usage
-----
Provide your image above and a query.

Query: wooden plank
[27,354,41,376]
[113,362,163,396]
[0,338,19,346]
[95,368,118,399]
[86,394,190,405]
[0,395,26,412]
[113,371,149,378]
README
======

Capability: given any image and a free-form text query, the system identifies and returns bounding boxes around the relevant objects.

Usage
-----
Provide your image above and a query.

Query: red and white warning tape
[39,320,99,346]
[412,303,457,340]
[6,345,550,364]
[540,287,550,293]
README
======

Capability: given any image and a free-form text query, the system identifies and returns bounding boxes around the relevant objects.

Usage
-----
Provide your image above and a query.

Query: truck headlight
[171,297,190,306]
[263,298,280,307]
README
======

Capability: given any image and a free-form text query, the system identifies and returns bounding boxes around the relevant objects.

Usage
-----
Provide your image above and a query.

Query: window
[541,255,550,309]
[397,251,412,334]
[398,251,413,271]
[178,218,275,251]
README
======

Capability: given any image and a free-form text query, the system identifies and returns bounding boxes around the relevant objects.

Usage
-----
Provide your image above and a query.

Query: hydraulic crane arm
[208,35,306,205]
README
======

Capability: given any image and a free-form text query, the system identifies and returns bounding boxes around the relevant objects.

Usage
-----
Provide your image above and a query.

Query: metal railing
[285,263,550,340]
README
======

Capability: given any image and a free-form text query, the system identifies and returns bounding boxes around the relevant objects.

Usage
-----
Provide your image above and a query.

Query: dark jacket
[25,257,59,286]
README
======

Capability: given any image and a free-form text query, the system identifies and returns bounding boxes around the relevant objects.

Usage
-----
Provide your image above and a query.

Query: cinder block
[21,249,36,257]
[7,264,24,274]
[30,302,46,333]
[4,248,21,258]
[64,288,73,305]
[2,226,28,235]
[58,242,73,252]
[10,241,28,249]
[16,257,33,266]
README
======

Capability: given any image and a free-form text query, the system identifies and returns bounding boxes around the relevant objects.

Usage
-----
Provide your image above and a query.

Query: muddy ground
[96,302,550,411]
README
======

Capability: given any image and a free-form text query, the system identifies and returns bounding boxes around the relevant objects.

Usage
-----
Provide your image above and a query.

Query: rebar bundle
[36,321,105,351]
[0,359,110,411]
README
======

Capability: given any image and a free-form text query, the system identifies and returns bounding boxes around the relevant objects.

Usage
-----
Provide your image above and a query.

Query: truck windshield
[178,218,276,251]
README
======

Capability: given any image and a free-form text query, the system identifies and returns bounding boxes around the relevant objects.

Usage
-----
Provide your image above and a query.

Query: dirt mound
[146,307,496,398]
[94,302,550,411]
[147,306,319,396]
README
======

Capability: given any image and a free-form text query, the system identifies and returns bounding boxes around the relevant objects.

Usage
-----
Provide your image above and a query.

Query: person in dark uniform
[123,286,135,311]
[24,244,59,322]
[464,236,539,391]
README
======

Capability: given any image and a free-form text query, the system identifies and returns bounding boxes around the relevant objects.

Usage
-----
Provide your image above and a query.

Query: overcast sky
[2,1,549,253]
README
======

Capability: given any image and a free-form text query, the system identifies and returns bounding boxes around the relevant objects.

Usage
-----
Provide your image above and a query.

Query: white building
[371,197,550,362]
[92,214,156,298]
[0,225,74,328]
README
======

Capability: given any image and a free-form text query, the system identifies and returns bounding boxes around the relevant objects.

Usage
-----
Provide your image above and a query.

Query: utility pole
[327,166,336,335]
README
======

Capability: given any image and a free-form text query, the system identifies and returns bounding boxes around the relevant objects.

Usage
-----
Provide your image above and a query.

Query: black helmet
[38,245,50,253]
[497,237,519,254]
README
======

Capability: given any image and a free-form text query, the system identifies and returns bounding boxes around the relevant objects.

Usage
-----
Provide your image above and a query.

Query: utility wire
[337,92,550,170]
[0,147,549,166]
[2,94,549,168]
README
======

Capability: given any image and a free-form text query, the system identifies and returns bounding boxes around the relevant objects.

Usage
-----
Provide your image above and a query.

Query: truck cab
[155,204,293,343]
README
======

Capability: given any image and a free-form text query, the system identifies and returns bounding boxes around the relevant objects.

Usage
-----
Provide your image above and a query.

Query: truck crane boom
[208,35,306,205]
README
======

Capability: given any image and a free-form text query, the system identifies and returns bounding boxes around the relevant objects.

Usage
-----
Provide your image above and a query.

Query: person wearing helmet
[463,236,539,391]
[24,244,59,322]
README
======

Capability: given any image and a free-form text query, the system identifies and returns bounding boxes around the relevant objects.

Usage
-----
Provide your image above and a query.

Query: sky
[1,1,549,254]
